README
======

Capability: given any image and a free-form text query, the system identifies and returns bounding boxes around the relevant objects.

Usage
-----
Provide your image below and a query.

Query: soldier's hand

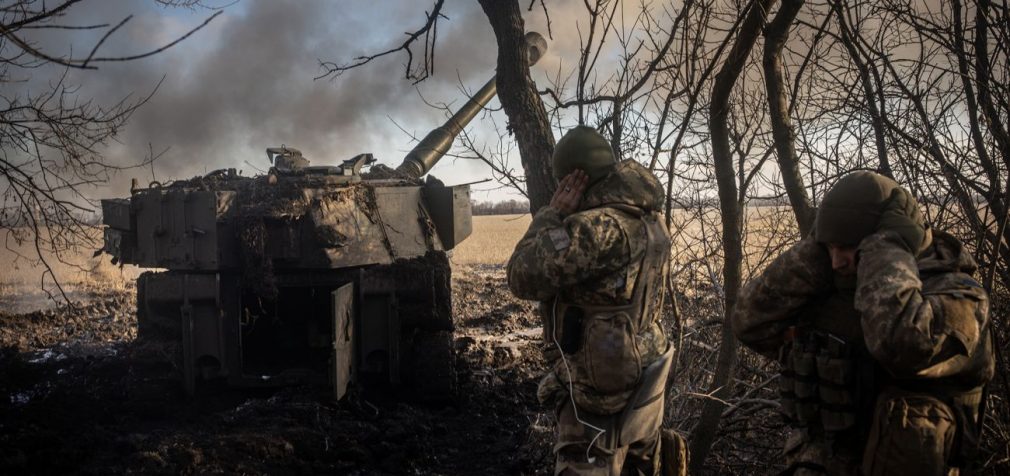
[877,187,926,253]
[550,170,589,215]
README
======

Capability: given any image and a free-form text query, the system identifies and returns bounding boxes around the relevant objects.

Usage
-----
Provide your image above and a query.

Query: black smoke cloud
[13,0,509,198]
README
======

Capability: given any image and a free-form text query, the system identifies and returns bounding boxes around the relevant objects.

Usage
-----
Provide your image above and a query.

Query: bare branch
[315,0,446,83]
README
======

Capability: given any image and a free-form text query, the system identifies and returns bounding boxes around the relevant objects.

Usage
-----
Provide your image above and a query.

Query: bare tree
[477,0,556,213]
[763,0,814,235]
[316,0,445,83]
[0,0,222,300]
[687,0,776,471]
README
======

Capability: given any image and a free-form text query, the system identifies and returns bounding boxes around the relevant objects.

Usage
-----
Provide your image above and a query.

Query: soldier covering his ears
[733,171,994,475]
[507,126,687,475]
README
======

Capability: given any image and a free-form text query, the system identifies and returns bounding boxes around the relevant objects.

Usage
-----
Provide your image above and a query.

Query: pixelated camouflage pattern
[731,237,835,359]
[507,159,669,414]
[580,159,667,213]
[855,230,994,385]
[507,205,635,305]
[736,229,994,387]
[735,227,994,473]
[507,159,667,305]
[553,399,662,475]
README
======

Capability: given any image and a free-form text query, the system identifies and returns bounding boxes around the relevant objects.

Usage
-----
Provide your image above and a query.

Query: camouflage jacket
[507,160,670,411]
[731,237,834,359]
[733,230,993,389]
[856,230,993,387]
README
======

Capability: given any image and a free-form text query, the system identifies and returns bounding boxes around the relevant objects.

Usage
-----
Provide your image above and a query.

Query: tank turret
[99,32,548,401]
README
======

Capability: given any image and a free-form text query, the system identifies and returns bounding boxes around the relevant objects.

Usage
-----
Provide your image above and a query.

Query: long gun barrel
[396,32,548,179]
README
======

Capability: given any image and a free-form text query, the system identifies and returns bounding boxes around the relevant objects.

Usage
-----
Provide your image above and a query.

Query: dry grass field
[0,229,141,313]
[0,214,534,313]
[0,209,794,312]
[450,214,532,266]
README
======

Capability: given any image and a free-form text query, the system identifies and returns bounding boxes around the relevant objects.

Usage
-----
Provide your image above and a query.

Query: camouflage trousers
[553,404,688,476]
[553,400,662,476]
[549,346,682,476]
[783,389,966,476]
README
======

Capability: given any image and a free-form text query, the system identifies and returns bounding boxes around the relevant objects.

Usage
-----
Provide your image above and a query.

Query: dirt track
[0,264,553,475]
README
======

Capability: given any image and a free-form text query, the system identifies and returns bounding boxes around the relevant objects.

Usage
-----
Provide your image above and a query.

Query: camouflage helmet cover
[552,126,617,183]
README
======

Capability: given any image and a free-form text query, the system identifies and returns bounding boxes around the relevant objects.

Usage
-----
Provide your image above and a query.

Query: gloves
[876,187,926,253]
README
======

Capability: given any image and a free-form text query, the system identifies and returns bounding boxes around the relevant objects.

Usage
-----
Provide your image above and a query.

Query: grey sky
[14,0,577,202]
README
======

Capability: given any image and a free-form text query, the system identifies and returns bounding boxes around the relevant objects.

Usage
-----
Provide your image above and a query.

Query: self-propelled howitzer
[99,32,548,399]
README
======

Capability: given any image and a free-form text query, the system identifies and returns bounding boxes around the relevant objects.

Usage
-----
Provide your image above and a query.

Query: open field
[450,214,531,266]
[0,228,143,313]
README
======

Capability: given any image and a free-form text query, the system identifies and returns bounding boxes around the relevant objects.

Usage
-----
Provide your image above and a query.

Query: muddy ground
[0,264,554,475]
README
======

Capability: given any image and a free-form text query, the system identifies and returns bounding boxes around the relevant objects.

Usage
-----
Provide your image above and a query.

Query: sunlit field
[1,208,799,310]
[450,214,532,266]
[449,208,801,277]
[0,228,142,313]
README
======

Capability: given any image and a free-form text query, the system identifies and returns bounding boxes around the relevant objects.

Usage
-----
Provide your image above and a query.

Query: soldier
[732,171,994,475]
[507,126,686,475]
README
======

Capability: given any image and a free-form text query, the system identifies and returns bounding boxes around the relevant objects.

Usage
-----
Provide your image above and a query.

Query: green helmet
[552,126,617,183]
[815,171,898,245]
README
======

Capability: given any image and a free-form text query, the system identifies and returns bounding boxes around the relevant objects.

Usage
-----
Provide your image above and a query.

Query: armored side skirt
[136,253,455,399]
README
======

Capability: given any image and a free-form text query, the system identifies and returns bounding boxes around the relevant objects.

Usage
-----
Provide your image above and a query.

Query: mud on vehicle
[98,32,548,401]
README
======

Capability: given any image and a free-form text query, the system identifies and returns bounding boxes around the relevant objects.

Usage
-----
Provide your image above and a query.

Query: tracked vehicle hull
[99,31,548,399]
[135,252,455,399]
[108,171,469,399]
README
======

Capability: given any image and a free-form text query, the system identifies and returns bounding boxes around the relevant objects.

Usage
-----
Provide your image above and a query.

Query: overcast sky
[14,0,589,202]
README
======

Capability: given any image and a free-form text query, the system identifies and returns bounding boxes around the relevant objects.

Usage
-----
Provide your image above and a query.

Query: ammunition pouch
[779,328,858,432]
[554,301,643,407]
[862,388,957,476]
[873,383,984,471]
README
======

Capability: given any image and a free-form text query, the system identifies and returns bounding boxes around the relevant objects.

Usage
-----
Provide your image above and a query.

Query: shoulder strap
[627,212,671,333]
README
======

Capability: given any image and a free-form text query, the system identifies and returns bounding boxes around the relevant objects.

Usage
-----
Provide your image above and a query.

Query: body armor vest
[778,288,987,467]
[778,292,875,435]
[549,205,671,413]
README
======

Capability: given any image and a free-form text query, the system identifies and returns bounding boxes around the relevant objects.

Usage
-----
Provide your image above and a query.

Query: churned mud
[0,264,553,475]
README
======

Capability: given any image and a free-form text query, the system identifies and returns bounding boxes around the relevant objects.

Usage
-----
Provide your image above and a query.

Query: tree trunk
[763,0,814,235]
[689,0,776,472]
[478,0,557,214]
